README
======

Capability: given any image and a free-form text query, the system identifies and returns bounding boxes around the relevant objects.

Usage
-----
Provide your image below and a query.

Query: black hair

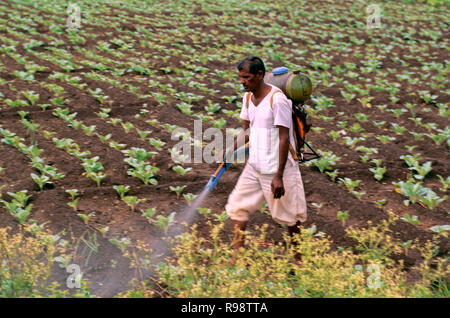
[237,56,265,77]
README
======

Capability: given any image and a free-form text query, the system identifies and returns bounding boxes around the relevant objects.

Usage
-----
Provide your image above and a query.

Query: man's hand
[271,174,285,199]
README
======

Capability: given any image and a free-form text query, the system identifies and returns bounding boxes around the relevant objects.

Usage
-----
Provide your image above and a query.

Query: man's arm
[272,125,289,199]
[275,125,290,176]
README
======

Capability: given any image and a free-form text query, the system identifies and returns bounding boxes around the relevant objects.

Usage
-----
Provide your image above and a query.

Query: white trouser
[225,161,307,226]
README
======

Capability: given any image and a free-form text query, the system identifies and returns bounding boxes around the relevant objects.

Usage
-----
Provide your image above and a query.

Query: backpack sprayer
[206,67,319,192]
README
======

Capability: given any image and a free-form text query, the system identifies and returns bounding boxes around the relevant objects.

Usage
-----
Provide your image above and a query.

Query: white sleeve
[239,93,249,121]
[272,93,292,129]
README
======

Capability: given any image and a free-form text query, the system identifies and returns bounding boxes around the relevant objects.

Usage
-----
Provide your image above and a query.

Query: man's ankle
[288,221,302,237]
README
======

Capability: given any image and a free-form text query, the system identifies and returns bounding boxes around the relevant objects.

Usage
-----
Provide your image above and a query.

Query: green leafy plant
[7,190,31,207]
[109,118,123,126]
[141,208,157,223]
[122,196,147,212]
[183,193,197,206]
[204,100,221,114]
[392,178,436,207]
[97,133,112,143]
[436,175,449,192]
[327,130,341,142]
[354,113,370,122]
[169,185,187,199]
[400,155,432,180]
[418,90,438,105]
[81,124,96,136]
[372,120,385,128]
[109,237,130,253]
[155,212,176,234]
[177,102,193,116]
[0,190,32,224]
[197,207,211,215]
[126,148,158,162]
[369,166,387,182]
[376,104,388,112]
[311,151,340,173]
[376,135,396,144]
[351,190,366,200]
[411,161,433,180]
[357,96,374,108]
[121,122,135,134]
[343,136,365,149]
[425,132,447,146]
[376,199,387,207]
[87,172,107,187]
[23,90,39,106]
[136,129,152,141]
[429,225,450,235]
[349,123,364,133]
[325,169,339,182]
[113,185,130,200]
[338,177,362,192]
[340,90,355,103]
[5,98,29,107]
[356,146,378,157]
[78,212,95,225]
[311,202,324,214]
[109,141,127,150]
[337,210,349,226]
[172,165,192,176]
[401,214,421,225]
[212,118,227,129]
[390,108,407,118]
[391,123,407,135]
[360,155,370,163]
[419,190,447,210]
[126,163,159,185]
[66,189,79,211]
[149,137,166,151]
[96,108,111,119]
[31,173,52,190]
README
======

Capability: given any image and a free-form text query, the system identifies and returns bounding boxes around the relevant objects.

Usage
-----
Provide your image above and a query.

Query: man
[224,56,307,260]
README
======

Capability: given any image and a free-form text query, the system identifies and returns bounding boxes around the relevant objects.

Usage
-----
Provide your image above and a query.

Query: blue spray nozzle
[206,162,231,192]
[205,144,249,192]
[206,176,218,192]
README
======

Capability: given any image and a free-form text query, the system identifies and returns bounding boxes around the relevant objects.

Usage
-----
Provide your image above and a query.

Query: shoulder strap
[269,89,283,109]
[289,144,299,161]
[246,88,283,109]
[269,89,299,162]
[245,92,252,108]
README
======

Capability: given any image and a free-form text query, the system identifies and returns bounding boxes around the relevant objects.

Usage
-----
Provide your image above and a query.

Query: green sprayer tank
[264,67,312,104]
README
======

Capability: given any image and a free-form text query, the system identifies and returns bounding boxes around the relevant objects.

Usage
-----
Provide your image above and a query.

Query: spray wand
[205,142,249,192]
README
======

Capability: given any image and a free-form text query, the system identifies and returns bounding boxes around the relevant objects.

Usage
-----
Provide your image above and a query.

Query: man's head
[237,56,265,92]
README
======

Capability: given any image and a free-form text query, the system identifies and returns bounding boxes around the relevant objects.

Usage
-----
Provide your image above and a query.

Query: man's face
[239,66,263,92]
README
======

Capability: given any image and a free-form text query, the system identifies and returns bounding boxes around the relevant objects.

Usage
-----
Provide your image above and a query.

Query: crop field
[0,0,448,298]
